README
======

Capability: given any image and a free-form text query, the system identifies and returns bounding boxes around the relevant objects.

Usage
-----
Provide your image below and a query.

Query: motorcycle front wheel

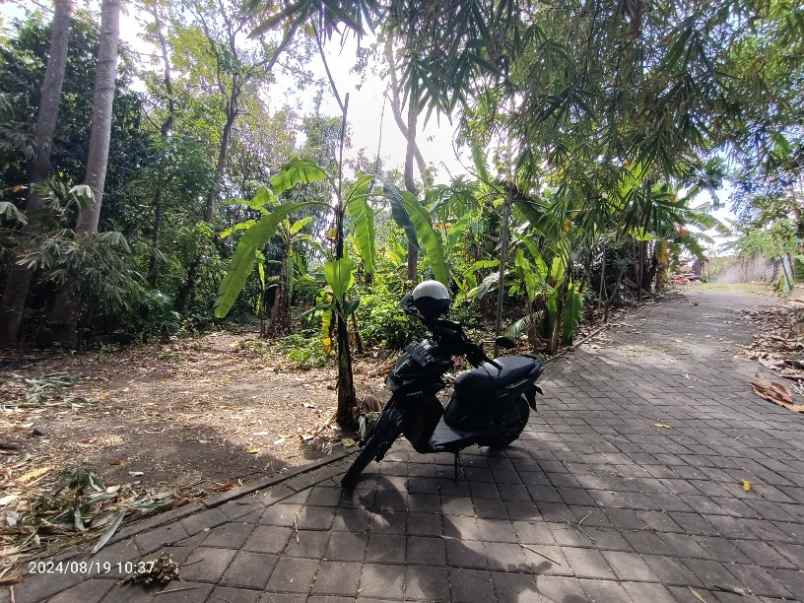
[341,408,402,488]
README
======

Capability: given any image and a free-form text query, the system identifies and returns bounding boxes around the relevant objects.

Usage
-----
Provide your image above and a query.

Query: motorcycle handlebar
[467,343,501,370]
[433,320,501,371]
[402,309,500,371]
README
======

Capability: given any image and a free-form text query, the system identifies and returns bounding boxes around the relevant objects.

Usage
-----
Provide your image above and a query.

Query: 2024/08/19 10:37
[27,559,155,576]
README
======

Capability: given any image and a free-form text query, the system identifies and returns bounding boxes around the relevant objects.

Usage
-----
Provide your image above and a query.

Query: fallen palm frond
[1,372,93,409]
[0,466,196,585]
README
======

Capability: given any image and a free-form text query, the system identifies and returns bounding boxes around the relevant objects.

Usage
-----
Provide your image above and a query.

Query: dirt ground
[0,333,392,490]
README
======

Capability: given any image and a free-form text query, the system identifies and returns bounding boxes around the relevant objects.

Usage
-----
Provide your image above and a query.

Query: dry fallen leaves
[123,552,179,587]
[17,467,51,484]
[738,305,804,384]
[751,377,804,413]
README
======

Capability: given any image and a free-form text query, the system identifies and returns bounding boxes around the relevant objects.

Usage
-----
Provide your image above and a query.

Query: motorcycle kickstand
[453,452,463,482]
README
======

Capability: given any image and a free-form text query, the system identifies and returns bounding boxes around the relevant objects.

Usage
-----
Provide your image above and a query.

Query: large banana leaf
[403,192,451,285]
[399,190,451,285]
[519,238,548,280]
[289,216,313,235]
[470,271,501,301]
[383,182,418,248]
[324,256,355,304]
[345,174,375,273]
[248,187,276,211]
[220,220,257,239]
[215,202,305,318]
[514,248,541,301]
[468,259,499,272]
[270,158,327,195]
[0,201,28,224]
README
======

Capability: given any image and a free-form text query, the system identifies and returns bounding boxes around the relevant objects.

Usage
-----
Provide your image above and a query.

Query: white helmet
[412,280,451,320]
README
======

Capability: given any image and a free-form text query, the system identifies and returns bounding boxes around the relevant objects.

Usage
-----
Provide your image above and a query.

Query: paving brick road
[7,289,804,602]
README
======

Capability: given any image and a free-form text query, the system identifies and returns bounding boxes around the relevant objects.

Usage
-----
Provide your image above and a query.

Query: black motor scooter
[342,282,544,488]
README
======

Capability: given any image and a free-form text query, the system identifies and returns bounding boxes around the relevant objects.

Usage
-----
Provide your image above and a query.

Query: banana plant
[221,200,315,336]
[214,158,449,429]
[381,182,450,285]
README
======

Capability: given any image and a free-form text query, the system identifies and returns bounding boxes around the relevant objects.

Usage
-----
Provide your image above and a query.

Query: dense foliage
[1,0,801,427]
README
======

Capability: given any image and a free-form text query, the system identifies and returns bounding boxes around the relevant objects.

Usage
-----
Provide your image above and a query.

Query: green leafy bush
[356,270,425,349]
[358,290,418,349]
[277,332,329,369]
[128,289,184,341]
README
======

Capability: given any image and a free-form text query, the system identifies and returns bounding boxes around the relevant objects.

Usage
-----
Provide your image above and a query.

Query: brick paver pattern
[8,290,804,602]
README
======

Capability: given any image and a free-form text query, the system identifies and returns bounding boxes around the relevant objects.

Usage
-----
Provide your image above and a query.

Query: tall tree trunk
[634,240,642,302]
[384,40,427,179]
[549,279,568,355]
[206,100,237,221]
[75,0,120,234]
[0,0,73,347]
[385,40,427,282]
[638,240,648,297]
[350,314,364,354]
[493,192,512,355]
[598,243,607,318]
[315,30,356,429]
[147,3,175,287]
[147,189,164,286]
[404,96,419,282]
[47,0,120,346]
[176,87,238,311]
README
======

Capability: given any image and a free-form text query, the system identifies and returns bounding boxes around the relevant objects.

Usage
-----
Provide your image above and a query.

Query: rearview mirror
[495,335,517,349]
[400,294,420,317]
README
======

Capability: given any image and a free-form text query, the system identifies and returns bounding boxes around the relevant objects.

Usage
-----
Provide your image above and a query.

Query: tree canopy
[0,0,801,425]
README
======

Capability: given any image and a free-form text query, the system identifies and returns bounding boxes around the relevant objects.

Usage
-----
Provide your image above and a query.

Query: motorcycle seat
[456,355,542,391]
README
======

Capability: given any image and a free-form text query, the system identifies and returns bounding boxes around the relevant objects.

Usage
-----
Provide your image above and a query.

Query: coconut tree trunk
[386,40,427,282]
[314,30,357,429]
[385,40,427,178]
[206,96,237,222]
[176,86,238,312]
[147,188,164,286]
[47,0,120,346]
[0,0,73,347]
[597,243,607,317]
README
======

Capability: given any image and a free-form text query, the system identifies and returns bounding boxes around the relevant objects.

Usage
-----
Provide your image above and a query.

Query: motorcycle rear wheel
[488,399,530,450]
